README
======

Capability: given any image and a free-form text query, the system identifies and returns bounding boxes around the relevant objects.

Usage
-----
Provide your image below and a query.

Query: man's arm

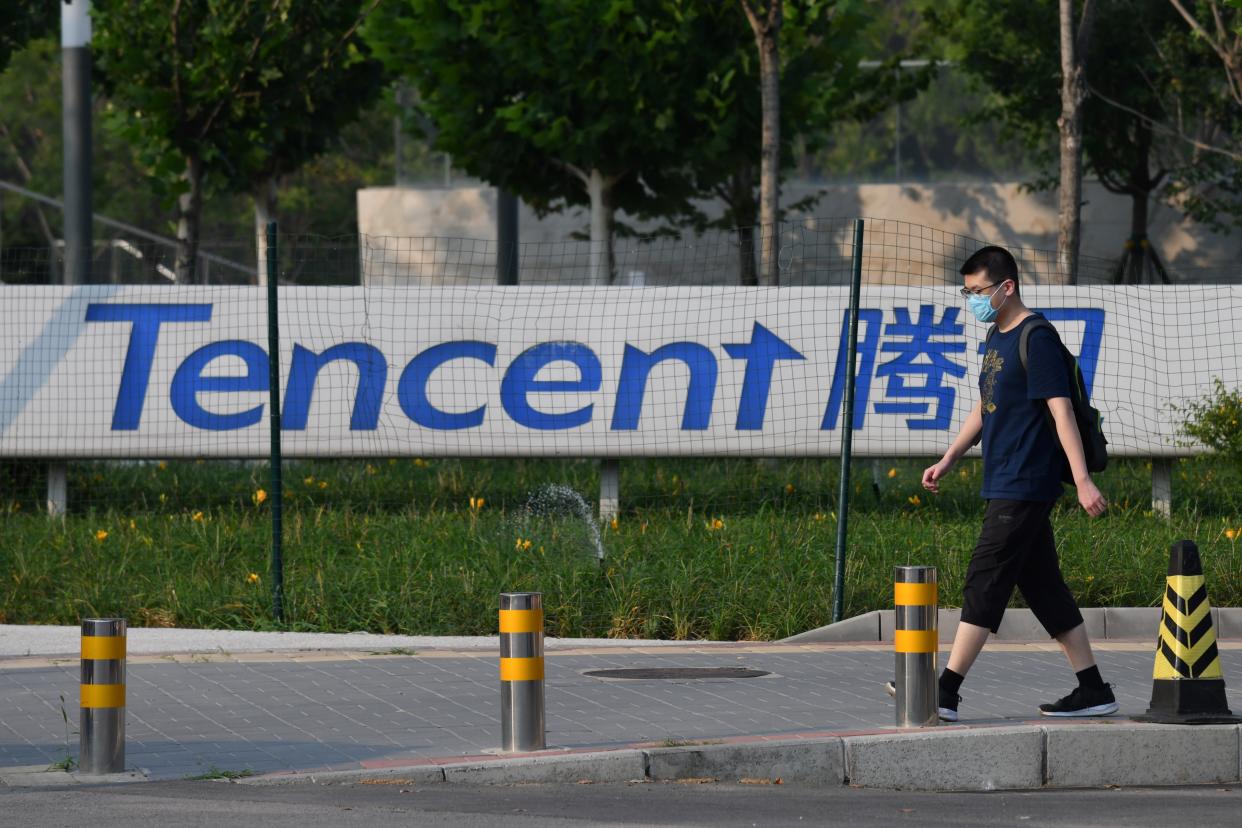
[922,401,982,493]
[1046,396,1107,517]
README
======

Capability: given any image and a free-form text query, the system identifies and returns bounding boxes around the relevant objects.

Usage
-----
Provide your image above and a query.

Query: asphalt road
[3,779,1241,827]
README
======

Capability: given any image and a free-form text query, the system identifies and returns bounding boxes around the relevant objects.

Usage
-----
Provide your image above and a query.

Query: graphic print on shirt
[980,348,1004,414]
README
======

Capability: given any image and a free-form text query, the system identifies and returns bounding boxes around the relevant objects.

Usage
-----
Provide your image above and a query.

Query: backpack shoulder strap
[1017,317,1059,373]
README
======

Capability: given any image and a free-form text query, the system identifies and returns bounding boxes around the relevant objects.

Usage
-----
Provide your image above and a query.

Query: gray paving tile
[4,646,1242,777]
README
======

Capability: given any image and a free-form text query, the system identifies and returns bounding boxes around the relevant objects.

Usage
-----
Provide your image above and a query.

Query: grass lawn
[0,455,1239,639]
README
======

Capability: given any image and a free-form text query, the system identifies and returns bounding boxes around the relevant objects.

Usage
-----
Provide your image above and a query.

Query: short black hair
[960,245,1018,285]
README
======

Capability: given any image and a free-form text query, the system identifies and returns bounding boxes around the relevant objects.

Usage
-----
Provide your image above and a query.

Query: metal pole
[894,566,938,727]
[80,618,125,773]
[832,219,864,622]
[54,0,94,518]
[499,592,545,752]
[266,221,284,622]
[62,0,92,285]
[497,189,518,285]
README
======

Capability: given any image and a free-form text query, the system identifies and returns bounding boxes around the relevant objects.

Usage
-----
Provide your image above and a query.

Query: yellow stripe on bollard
[498,609,544,634]
[81,636,126,661]
[894,582,937,606]
[499,657,545,682]
[894,629,938,653]
[80,683,126,709]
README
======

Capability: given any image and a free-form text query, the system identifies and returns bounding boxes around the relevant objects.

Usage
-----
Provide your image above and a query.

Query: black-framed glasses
[959,282,1003,298]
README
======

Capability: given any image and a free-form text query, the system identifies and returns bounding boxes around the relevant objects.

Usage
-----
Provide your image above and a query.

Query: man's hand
[922,460,953,494]
[1076,476,1107,517]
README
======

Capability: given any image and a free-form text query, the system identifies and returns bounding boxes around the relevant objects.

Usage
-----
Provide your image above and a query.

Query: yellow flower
[157,461,167,471]
[246,572,260,584]
[129,520,136,530]
[785,483,795,495]
[907,495,921,506]
[469,496,485,511]
[1228,529,1238,541]
[366,464,377,475]
[388,458,397,466]
[610,516,619,531]
[158,492,167,504]
[707,518,725,531]
[413,458,427,468]
[887,468,897,479]
[514,538,533,551]
[304,475,315,486]
[253,489,267,505]
[318,480,328,490]
[94,530,108,542]
[812,512,826,522]
[191,510,205,522]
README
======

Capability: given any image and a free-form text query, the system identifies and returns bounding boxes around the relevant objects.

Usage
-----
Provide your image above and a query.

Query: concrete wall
[356,181,1241,285]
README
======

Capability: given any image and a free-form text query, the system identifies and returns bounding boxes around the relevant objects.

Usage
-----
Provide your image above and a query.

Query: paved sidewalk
[2,626,1240,787]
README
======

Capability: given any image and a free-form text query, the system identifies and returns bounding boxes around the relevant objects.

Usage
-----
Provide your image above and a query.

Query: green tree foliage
[365,0,723,284]
[925,0,1235,268]
[0,3,55,74]
[678,1,918,283]
[92,0,385,283]
[0,37,181,282]
[366,1,915,284]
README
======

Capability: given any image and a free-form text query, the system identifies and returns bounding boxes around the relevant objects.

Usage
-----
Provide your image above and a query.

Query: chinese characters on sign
[823,305,1104,431]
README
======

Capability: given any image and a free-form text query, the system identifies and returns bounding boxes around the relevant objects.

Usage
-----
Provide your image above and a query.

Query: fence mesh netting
[1,219,1239,635]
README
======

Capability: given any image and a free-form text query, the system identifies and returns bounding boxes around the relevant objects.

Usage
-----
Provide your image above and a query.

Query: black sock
[939,668,965,696]
[1076,665,1105,690]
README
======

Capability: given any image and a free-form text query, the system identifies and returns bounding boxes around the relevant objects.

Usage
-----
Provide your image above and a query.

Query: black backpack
[985,317,1108,480]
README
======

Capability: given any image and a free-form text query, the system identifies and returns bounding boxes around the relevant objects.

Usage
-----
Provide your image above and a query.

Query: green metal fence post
[265,221,284,623]
[832,219,865,623]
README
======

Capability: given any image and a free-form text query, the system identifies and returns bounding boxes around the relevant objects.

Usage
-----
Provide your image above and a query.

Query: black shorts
[959,499,1084,636]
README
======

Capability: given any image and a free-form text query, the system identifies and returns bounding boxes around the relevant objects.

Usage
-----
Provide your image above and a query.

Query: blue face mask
[967,283,1007,323]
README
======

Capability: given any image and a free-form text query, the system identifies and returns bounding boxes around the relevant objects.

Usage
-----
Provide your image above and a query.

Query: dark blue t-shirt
[978,314,1072,501]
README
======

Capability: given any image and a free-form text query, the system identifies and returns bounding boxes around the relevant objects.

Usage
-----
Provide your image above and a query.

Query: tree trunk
[755,30,780,286]
[253,176,278,286]
[1126,124,1153,284]
[741,1,782,287]
[1056,0,1096,286]
[175,154,203,284]
[731,165,759,286]
[586,168,616,285]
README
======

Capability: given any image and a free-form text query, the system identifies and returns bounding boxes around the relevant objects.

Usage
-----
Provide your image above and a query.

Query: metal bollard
[80,618,126,773]
[893,566,938,727]
[499,592,546,752]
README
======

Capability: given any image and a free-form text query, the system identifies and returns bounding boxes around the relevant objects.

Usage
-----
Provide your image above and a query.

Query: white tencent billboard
[0,285,1237,458]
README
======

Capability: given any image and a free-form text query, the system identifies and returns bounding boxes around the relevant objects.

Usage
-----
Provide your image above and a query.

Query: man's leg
[1016,506,1118,717]
[1054,622,1097,672]
[945,620,992,676]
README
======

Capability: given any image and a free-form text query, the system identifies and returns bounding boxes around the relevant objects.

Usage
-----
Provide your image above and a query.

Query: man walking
[920,245,1115,721]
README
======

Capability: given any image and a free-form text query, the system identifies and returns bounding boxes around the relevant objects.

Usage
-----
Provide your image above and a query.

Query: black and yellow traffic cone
[1133,540,1242,724]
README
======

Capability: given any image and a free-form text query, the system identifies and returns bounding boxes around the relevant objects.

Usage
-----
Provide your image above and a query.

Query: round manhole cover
[583,667,770,680]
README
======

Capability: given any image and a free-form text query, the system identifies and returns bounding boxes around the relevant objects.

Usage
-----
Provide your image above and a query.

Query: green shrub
[1181,378,1242,467]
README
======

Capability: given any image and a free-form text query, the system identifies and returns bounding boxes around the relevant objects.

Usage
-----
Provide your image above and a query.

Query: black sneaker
[938,688,961,723]
[884,680,961,722]
[1038,683,1119,717]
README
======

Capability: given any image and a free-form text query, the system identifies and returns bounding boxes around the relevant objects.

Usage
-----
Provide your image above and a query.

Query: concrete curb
[782,607,1242,644]
[239,721,1242,792]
